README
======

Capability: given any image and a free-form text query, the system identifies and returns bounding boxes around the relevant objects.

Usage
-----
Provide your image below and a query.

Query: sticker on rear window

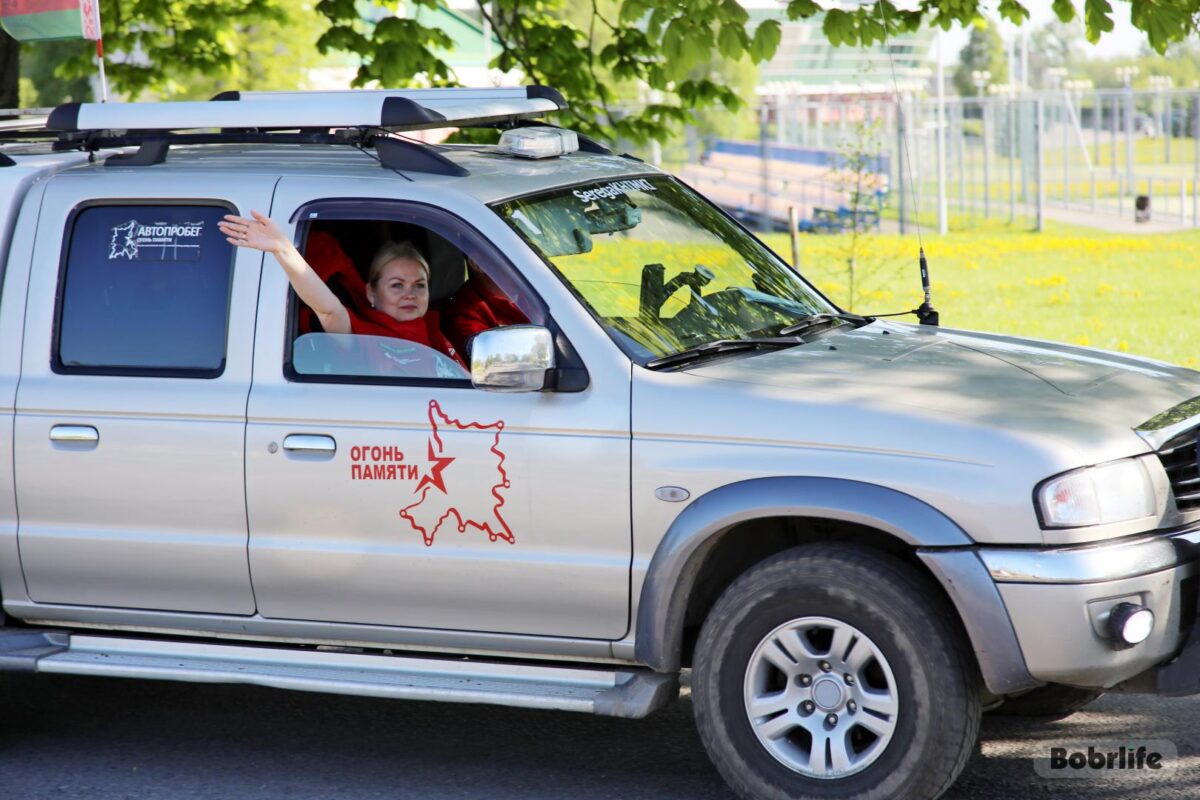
[109,218,206,261]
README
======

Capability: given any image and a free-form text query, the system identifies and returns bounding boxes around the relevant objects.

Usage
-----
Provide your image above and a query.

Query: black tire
[692,544,981,800]
[990,685,1103,720]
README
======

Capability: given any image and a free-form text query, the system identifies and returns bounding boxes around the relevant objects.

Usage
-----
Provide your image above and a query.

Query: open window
[283,201,549,386]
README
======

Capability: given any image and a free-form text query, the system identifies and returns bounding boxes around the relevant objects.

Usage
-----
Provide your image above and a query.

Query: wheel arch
[633,476,1038,694]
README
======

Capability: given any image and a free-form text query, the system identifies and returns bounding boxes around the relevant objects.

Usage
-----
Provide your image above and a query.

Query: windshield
[492,176,838,364]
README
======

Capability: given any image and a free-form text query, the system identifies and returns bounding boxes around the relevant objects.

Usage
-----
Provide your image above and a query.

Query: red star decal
[415,438,455,495]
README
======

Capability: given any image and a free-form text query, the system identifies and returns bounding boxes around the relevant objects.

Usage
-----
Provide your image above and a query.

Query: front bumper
[979,525,1200,691]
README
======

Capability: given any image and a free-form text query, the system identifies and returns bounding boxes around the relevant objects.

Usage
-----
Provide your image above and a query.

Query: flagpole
[95,37,108,102]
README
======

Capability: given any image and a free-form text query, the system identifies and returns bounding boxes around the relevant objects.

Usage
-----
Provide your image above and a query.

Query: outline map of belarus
[399,400,514,546]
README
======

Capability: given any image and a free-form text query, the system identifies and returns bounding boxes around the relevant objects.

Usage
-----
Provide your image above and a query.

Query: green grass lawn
[761,222,1200,367]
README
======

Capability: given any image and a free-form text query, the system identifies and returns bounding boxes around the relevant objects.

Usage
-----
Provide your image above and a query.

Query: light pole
[935,29,948,235]
[973,70,991,217]
[1046,67,1068,144]
[1116,65,1139,185]
[971,70,991,100]
[1063,79,1094,207]
[991,83,1019,223]
[1045,67,1068,208]
[1149,74,1174,163]
[1046,66,1068,91]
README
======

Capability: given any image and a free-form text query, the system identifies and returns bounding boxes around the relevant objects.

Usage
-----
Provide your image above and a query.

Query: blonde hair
[367,241,430,286]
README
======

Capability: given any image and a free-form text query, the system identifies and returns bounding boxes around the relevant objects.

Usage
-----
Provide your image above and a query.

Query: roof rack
[47,86,567,134]
[4,86,605,176]
[0,112,57,164]
[0,115,50,133]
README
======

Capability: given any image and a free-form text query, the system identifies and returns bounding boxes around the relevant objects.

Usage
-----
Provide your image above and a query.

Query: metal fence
[682,89,1200,234]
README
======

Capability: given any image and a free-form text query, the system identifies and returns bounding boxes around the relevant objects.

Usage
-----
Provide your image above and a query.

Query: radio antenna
[877,2,939,326]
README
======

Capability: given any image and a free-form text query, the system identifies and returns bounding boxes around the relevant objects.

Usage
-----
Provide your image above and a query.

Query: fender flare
[632,476,1035,694]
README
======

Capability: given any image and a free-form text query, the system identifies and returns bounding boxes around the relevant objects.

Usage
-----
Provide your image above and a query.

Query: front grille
[1157,430,1200,511]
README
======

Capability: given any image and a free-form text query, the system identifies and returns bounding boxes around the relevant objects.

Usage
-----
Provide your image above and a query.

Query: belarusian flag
[0,0,101,42]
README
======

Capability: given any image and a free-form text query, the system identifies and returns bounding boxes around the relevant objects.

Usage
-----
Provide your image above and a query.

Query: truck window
[492,176,836,365]
[284,217,532,385]
[55,204,235,377]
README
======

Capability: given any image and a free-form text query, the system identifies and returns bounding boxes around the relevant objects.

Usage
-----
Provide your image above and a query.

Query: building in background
[746,1,934,99]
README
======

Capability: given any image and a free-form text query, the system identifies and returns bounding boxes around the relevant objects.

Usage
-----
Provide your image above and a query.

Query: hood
[686,321,1200,464]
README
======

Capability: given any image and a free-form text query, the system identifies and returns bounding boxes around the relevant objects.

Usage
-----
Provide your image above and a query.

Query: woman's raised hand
[218,210,289,254]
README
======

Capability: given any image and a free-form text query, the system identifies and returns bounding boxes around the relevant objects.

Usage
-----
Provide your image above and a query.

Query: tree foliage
[316,0,756,147]
[15,0,321,103]
[22,40,100,107]
[6,0,1200,145]
[11,1,326,107]
[782,0,1199,54]
[315,1,1200,146]
[1025,18,1085,91]
[952,21,1008,97]
[48,1,291,100]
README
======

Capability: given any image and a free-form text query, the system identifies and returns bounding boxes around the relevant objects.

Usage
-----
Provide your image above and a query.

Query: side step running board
[0,630,678,719]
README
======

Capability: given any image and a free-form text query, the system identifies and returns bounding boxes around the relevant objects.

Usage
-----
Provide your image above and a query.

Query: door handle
[282,434,337,454]
[49,425,99,444]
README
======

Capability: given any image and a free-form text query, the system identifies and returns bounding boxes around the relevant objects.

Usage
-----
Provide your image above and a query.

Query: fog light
[1108,603,1155,649]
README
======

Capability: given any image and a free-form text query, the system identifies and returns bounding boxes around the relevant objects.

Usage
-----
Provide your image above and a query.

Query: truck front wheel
[692,544,981,800]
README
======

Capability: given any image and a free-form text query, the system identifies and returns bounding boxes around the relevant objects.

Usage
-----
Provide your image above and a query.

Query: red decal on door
[349,445,418,480]
[399,400,513,546]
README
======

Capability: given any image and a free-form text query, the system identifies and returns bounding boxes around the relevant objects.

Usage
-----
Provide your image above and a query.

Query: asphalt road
[0,673,1196,799]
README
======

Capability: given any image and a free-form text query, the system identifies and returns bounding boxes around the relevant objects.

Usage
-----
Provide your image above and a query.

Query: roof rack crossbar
[16,87,616,175]
[47,130,357,150]
[47,86,566,136]
[0,115,51,134]
[31,129,471,176]
[217,86,566,108]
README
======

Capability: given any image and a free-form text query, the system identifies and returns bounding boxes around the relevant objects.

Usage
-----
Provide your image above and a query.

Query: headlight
[1036,458,1157,528]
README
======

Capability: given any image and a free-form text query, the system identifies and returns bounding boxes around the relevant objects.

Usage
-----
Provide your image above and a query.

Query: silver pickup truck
[1,87,1197,800]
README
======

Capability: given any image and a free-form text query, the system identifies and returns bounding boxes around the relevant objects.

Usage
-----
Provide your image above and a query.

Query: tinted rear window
[56,205,235,376]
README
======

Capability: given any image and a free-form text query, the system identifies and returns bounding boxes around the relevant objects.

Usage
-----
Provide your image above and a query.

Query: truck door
[243,183,632,639]
[13,175,268,614]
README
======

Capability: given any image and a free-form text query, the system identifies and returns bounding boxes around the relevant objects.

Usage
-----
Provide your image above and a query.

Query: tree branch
[475,1,542,84]
[588,0,616,128]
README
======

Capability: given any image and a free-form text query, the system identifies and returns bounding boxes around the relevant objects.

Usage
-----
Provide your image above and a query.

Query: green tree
[1077,42,1200,91]
[20,40,94,107]
[7,0,1200,142]
[952,21,1008,97]
[154,9,330,100]
[14,1,326,108]
[1026,18,1085,90]
[47,1,293,102]
[832,116,888,311]
[318,0,1200,146]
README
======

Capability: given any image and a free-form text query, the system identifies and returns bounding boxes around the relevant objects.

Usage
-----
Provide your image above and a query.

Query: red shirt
[302,230,465,369]
[443,279,528,354]
[299,230,370,335]
[349,307,466,368]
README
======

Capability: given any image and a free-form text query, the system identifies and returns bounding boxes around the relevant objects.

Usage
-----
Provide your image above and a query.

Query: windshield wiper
[777,312,871,338]
[645,337,799,370]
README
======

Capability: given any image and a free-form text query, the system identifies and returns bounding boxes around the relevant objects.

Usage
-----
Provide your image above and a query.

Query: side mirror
[470,325,556,393]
